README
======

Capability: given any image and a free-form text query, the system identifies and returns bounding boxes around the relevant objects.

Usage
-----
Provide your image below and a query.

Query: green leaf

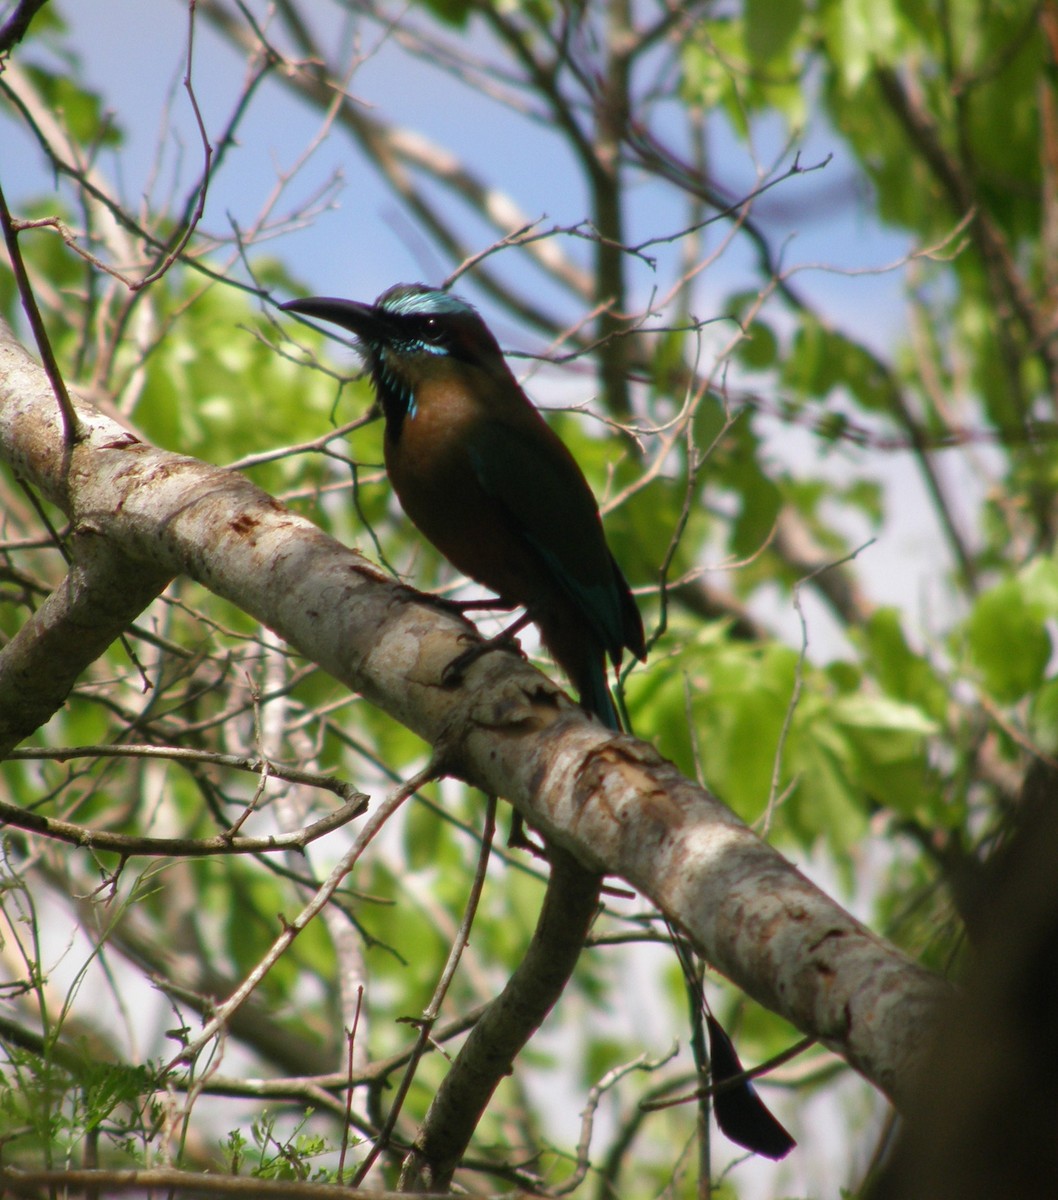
[832,693,939,737]
[417,0,472,26]
[963,576,1052,702]
[736,319,779,370]
[782,318,896,412]
[22,63,122,148]
[856,608,948,718]
[823,0,905,88]
[1030,678,1058,754]
[745,0,804,63]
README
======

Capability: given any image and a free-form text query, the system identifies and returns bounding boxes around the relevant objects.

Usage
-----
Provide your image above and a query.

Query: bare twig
[760,539,877,835]
[554,1047,679,1196]
[399,846,603,1191]
[0,181,81,447]
[167,760,438,1071]
[354,795,497,1184]
[0,1165,455,1199]
[0,0,49,53]
[136,0,213,289]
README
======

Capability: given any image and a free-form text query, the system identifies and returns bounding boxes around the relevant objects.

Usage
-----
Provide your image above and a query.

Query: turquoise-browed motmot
[281,283,644,730]
[280,283,794,1160]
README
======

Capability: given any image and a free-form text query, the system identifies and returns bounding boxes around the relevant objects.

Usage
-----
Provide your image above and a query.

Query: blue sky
[0,0,953,640]
[3,0,912,341]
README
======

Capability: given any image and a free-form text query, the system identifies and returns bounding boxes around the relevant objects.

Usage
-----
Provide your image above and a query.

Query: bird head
[281,284,508,438]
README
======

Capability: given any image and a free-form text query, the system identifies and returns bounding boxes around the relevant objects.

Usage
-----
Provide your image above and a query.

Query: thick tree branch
[0,317,949,1111]
[0,528,172,753]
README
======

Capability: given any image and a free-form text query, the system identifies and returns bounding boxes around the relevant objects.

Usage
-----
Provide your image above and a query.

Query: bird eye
[419,315,446,343]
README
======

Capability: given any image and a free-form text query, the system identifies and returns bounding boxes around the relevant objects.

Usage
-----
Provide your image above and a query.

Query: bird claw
[448,597,518,614]
[507,812,548,857]
[442,632,525,689]
[423,593,515,618]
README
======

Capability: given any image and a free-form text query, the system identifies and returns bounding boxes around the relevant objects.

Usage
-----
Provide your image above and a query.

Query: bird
[280,283,794,1160]
[280,282,645,731]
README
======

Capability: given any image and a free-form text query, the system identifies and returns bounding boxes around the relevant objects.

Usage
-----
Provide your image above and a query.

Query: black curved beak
[280,296,397,342]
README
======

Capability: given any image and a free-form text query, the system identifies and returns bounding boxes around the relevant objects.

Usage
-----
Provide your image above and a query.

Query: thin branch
[0,180,81,447]
[0,0,48,54]
[639,1036,816,1113]
[555,1047,680,1196]
[760,538,877,836]
[399,846,603,1191]
[354,794,497,1184]
[875,64,1058,406]
[7,742,362,800]
[167,760,439,1071]
[0,1165,452,1199]
[196,1004,489,1104]
[135,0,213,289]
[0,792,367,859]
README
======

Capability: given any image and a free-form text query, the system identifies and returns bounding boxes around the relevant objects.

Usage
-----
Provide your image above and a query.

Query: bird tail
[541,610,624,730]
[577,655,621,731]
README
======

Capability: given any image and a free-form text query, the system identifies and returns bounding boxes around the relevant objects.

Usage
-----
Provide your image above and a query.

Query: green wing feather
[466,417,640,664]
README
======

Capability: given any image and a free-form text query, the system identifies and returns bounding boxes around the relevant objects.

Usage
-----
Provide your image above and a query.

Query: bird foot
[450,597,518,613]
[508,812,547,857]
[441,630,526,689]
[423,593,516,617]
[504,818,635,899]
